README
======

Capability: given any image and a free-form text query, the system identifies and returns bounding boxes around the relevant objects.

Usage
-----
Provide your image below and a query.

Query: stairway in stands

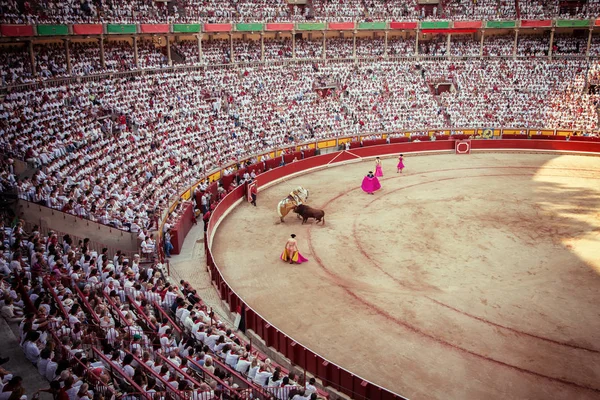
[514,0,521,19]
[170,45,186,64]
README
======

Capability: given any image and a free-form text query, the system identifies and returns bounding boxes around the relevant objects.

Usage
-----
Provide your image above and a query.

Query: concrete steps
[0,318,49,395]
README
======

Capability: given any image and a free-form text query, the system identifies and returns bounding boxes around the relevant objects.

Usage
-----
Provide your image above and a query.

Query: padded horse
[294,204,325,225]
[277,186,309,222]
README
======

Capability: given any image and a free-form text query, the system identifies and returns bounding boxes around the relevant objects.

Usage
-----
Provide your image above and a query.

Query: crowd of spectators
[3,30,597,88]
[295,38,323,59]
[483,34,514,57]
[0,45,33,86]
[264,37,292,61]
[201,40,231,65]
[0,219,325,399]
[326,37,354,59]
[588,35,600,56]
[450,35,481,57]
[232,39,261,63]
[517,34,549,57]
[388,36,415,57]
[419,35,447,57]
[3,0,600,24]
[2,58,599,230]
[356,37,385,57]
[553,34,588,56]
[171,40,200,65]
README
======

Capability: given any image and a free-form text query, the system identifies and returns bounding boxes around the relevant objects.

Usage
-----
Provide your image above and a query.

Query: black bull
[293,204,325,225]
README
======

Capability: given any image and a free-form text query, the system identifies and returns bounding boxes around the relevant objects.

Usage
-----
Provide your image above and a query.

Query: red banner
[72,24,103,35]
[422,28,477,34]
[204,23,232,32]
[0,24,34,36]
[596,18,600,26]
[390,21,418,29]
[266,23,294,31]
[328,22,354,30]
[521,20,552,28]
[453,21,482,29]
[140,24,170,33]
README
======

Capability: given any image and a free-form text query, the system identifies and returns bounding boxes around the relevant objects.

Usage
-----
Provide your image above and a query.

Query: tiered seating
[517,34,549,57]
[2,220,328,399]
[202,40,231,65]
[3,58,600,232]
[172,40,201,65]
[326,37,353,59]
[295,38,323,59]
[3,0,600,24]
[233,39,262,62]
[388,36,415,57]
[483,34,513,56]
[419,36,447,56]
[553,34,587,56]
[0,45,34,85]
[450,35,480,57]
[356,37,384,57]
[264,37,293,61]
[34,43,68,79]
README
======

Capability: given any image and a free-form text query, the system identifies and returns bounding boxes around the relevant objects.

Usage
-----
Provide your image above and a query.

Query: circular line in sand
[305,170,600,393]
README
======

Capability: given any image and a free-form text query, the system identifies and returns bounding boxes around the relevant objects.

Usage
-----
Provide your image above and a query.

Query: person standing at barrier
[203,210,211,235]
[250,180,258,207]
[397,154,405,173]
[164,229,173,258]
[281,234,308,264]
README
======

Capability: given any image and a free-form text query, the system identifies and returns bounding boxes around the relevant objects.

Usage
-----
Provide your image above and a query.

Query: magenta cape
[361,176,381,193]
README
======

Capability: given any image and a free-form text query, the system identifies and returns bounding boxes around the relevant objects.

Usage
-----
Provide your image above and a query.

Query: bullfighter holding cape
[281,234,309,264]
[361,171,381,195]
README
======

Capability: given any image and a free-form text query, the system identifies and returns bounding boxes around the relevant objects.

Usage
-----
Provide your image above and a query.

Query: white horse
[277,186,309,222]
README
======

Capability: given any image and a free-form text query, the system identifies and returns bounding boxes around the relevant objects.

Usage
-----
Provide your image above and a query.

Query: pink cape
[375,164,383,177]
[361,176,381,193]
[281,249,309,264]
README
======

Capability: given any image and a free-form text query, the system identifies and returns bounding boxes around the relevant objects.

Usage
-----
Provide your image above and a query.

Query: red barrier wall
[140,24,170,33]
[454,21,483,28]
[266,23,294,31]
[206,139,600,400]
[0,24,34,36]
[521,20,552,27]
[390,22,418,29]
[328,22,355,30]
[204,23,232,32]
[73,24,103,34]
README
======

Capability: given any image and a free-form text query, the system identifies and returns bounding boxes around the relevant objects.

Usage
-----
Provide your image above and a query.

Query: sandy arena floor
[212,153,600,400]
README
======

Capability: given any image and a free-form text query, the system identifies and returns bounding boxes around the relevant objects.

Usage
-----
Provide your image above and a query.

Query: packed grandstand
[2,0,600,399]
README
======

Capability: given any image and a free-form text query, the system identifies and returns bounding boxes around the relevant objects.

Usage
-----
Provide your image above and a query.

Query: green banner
[236,23,264,32]
[107,24,137,34]
[358,22,387,30]
[421,21,451,29]
[173,24,201,33]
[36,25,69,35]
[296,22,326,31]
[486,20,516,28]
[555,19,590,27]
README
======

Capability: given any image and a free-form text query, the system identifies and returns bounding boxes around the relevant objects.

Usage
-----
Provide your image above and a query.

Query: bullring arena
[6,2,600,400]
[211,151,600,400]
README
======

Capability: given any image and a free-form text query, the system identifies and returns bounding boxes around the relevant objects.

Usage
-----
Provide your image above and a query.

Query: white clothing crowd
[0,221,322,400]
[1,59,599,231]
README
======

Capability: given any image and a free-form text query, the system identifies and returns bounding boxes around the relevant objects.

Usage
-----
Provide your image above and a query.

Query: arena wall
[18,200,140,252]
[204,138,600,400]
